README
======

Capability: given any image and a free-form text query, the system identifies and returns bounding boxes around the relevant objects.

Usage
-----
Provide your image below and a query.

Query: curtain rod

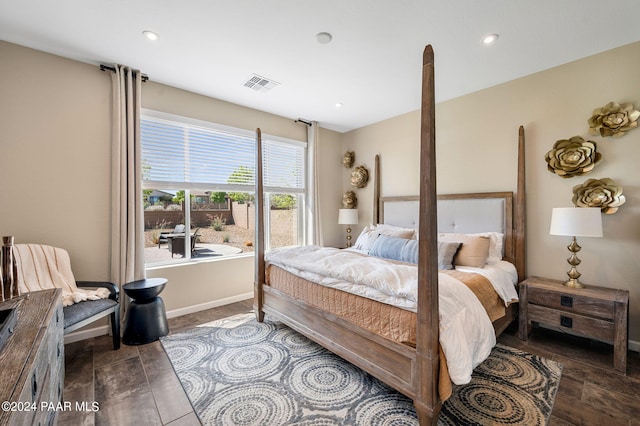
[100,64,149,82]
[295,118,312,126]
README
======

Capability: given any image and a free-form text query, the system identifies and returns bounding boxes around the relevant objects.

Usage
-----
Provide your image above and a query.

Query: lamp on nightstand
[338,209,358,248]
[549,207,603,288]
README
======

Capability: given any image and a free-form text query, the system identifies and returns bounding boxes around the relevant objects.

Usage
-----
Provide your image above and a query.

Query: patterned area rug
[160,313,562,425]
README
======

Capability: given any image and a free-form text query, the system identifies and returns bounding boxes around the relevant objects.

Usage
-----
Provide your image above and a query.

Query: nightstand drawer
[528,304,615,343]
[528,286,615,320]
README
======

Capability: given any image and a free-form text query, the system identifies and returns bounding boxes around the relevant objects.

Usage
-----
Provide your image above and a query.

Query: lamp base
[345,227,353,248]
[563,278,585,289]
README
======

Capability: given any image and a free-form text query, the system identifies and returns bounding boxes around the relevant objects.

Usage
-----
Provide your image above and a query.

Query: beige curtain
[306,121,322,245]
[109,65,145,308]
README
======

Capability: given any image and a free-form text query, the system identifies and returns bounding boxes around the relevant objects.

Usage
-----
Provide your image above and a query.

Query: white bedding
[265,245,519,385]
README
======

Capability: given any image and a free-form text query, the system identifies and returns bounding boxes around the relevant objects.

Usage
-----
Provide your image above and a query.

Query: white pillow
[438,232,504,264]
[353,224,416,252]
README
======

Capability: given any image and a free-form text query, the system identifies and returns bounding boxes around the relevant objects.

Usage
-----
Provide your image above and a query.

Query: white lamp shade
[338,209,358,225]
[549,207,603,237]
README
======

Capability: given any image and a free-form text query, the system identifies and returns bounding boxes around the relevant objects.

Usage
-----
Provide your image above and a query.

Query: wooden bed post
[373,154,380,225]
[514,126,526,282]
[254,128,265,322]
[415,44,441,425]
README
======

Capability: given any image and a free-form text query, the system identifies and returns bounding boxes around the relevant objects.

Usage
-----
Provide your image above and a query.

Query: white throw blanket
[266,245,496,384]
[14,244,110,307]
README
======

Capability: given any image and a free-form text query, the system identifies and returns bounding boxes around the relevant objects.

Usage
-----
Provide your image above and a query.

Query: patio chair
[170,228,201,257]
[158,224,186,248]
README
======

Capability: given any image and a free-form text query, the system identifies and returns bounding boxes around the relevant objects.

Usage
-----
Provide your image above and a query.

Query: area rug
[160,313,562,425]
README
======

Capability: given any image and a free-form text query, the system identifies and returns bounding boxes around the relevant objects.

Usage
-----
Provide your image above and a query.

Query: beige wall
[342,41,640,342]
[0,41,112,280]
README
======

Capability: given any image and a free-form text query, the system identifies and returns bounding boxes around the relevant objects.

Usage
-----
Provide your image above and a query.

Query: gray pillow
[437,241,462,270]
[369,235,461,270]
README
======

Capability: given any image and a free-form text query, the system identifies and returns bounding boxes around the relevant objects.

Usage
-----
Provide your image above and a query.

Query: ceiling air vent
[243,74,280,93]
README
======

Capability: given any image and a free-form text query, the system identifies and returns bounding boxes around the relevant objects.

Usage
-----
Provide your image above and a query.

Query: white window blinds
[141,110,306,193]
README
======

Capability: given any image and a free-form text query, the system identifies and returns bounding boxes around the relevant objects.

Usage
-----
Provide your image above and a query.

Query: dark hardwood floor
[59,299,639,425]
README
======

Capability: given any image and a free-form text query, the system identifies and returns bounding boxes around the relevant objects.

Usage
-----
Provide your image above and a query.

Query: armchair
[63,281,120,350]
[13,244,121,350]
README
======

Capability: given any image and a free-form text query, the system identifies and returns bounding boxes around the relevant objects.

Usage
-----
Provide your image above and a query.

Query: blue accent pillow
[369,235,461,270]
[370,234,419,264]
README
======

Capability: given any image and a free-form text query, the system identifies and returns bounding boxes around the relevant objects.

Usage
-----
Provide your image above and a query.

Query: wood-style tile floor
[59,299,639,425]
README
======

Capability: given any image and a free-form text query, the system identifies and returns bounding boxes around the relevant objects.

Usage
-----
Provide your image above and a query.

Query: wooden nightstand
[519,276,629,373]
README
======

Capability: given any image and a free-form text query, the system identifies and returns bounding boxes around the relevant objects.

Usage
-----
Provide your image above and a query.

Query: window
[141,110,307,265]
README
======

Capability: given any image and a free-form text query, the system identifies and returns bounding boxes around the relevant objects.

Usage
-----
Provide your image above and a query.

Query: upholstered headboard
[379,192,515,264]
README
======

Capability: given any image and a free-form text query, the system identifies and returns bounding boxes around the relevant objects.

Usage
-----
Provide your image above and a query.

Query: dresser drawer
[528,304,615,343]
[528,286,615,320]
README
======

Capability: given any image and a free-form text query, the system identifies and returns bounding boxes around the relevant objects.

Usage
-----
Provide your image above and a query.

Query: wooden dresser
[519,276,629,373]
[0,289,65,426]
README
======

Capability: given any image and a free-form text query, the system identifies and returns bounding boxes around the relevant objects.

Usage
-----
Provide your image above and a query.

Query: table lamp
[549,207,603,288]
[338,209,358,248]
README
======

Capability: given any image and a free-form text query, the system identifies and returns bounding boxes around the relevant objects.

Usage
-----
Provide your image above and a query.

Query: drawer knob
[560,315,573,328]
[560,295,573,307]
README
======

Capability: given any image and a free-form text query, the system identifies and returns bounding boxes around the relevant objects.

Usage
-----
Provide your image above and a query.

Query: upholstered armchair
[13,244,121,350]
[63,281,120,349]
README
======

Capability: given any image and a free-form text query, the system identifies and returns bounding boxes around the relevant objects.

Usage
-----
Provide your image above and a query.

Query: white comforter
[266,245,516,384]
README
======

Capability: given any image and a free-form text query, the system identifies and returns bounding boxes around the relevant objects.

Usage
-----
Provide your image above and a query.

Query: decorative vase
[1,236,19,300]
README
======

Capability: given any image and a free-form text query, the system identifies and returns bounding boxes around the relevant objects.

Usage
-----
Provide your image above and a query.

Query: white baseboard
[63,292,254,345]
[165,292,253,319]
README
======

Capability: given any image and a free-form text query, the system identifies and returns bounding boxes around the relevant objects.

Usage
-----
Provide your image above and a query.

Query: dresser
[519,276,629,373]
[0,289,64,426]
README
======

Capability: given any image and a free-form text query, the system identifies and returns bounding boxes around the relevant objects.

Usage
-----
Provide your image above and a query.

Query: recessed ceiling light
[142,30,158,41]
[482,33,499,45]
[335,102,343,108]
[316,32,332,44]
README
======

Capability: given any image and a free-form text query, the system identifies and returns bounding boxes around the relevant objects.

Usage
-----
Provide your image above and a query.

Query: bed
[253,45,526,424]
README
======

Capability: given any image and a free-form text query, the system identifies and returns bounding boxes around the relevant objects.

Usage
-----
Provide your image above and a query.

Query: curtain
[306,121,323,245]
[109,65,145,314]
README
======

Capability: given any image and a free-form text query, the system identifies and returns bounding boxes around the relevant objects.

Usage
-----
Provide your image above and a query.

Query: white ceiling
[2,0,639,133]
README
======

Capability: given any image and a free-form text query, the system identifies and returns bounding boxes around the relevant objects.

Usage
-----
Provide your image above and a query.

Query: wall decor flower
[588,101,639,138]
[572,178,625,214]
[544,136,602,178]
[342,151,355,168]
[350,165,369,188]
[342,190,358,209]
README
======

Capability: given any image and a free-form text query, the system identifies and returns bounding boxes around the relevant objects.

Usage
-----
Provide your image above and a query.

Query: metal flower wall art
[350,165,369,188]
[588,101,639,138]
[342,190,358,209]
[572,178,626,214]
[544,136,602,178]
[342,151,355,168]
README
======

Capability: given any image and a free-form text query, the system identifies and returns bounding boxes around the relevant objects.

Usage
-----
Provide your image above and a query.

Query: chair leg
[111,309,121,350]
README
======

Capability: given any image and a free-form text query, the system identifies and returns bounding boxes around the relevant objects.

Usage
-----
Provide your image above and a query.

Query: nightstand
[519,276,629,373]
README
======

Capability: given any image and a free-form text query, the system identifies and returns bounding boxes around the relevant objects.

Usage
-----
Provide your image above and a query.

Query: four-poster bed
[253,45,526,424]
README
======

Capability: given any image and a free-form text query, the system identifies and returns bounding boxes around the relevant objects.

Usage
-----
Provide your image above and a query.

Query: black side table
[122,278,169,345]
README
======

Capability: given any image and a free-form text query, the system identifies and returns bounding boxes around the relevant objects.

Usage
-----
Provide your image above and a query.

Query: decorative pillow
[353,224,416,253]
[437,241,462,270]
[369,236,461,270]
[438,234,490,267]
[370,235,418,264]
[439,232,503,264]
